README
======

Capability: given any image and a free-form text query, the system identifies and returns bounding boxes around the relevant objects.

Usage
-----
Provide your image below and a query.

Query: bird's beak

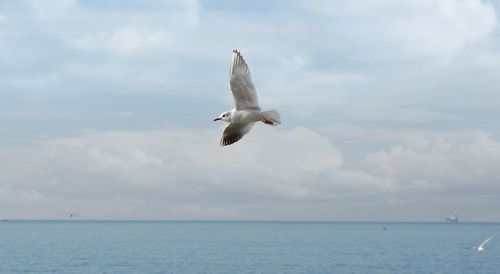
[214,117,221,122]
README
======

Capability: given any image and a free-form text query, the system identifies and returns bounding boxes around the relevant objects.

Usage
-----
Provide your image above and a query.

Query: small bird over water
[59,212,80,218]
[476,236,493,251]
[214,49,281,146]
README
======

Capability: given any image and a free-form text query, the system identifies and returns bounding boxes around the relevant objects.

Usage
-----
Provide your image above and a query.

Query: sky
[1,0,500,221]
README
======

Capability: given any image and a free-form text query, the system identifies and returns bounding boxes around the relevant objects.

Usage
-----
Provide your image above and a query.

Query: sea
[0,221,499,273]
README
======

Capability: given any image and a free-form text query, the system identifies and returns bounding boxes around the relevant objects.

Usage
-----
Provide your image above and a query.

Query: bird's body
[214,50,281,146]
[229,109,261,124]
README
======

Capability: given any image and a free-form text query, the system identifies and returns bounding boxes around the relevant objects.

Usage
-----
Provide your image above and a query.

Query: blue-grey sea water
[0,221,499,273]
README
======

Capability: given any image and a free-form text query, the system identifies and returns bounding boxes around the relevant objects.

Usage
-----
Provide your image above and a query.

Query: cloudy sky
[1,0,500,221]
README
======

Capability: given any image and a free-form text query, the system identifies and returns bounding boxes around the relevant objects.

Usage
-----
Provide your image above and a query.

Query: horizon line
[2,219,500,224]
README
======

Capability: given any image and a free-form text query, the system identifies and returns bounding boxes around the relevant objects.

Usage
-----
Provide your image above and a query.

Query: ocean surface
[0,221,499,273]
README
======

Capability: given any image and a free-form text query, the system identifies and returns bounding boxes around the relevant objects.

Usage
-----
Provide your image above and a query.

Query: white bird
[214,50,281,146]
[59,212,80,218]
[476,236,493,251]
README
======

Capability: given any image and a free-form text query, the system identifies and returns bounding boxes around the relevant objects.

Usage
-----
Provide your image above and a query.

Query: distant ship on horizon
[446,212,459,223]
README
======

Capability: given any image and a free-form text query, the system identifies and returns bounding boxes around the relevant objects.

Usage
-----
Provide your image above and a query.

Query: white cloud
[1,127,500,220]
[8,72,62,90]
[73,29,171,55]
[358,130,500,187]
[30,0,78,19]
[70,1,199,55]
[297,0,497,61]
[266,71,371,110]
[393,0,497,58]
[343,106,462,124]
[281,54,310,70]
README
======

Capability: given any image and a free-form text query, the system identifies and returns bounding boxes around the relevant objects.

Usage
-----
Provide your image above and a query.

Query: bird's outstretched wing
[229,50,260,111]
[479,236,493,249]
[220,122,254,146]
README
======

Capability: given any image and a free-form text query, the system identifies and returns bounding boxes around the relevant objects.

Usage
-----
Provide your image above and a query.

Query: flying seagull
[214,49,281,146]
[476,236,493,251]
[59,212,80,218]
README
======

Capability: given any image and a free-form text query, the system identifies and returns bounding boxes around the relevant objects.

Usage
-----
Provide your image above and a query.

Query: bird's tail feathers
[260,110,281,126]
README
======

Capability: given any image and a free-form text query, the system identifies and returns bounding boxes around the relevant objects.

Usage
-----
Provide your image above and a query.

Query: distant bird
[59,212,80,218]
[214,49,281,146]
[477,236,493,251]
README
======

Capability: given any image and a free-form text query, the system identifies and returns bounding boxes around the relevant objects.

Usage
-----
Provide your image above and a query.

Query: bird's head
[214,111,232,122]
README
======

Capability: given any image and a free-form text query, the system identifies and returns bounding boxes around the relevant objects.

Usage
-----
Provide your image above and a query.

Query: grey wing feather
[229,50,260,111]
[220,122,254,146]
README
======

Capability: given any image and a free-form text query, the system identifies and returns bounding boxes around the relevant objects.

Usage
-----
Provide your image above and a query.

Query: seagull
[59,212,80,218]
[476,236,493,251]
[214,49,281,146]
